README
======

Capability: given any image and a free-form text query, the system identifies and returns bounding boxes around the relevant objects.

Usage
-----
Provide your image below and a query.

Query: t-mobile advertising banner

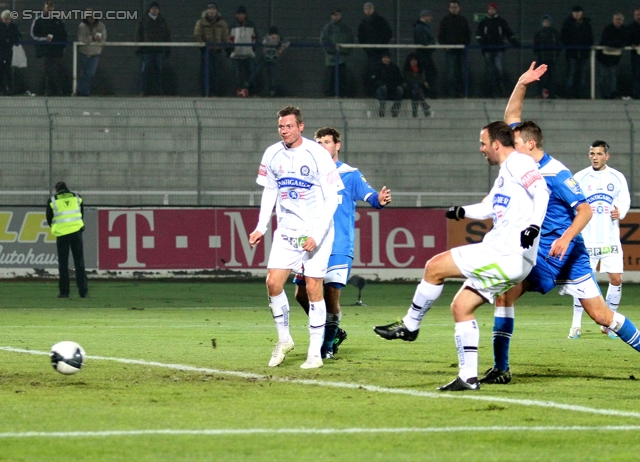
[3,207,640,275]
[97,208,447,270]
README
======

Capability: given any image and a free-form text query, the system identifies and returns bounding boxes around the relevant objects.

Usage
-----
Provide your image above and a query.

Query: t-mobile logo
[107,211,154,268]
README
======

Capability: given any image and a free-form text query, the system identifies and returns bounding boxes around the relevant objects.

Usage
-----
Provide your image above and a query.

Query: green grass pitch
[2,279,640,461]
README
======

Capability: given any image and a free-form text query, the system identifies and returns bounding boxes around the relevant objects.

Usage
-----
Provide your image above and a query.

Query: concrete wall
[1,97,639,208]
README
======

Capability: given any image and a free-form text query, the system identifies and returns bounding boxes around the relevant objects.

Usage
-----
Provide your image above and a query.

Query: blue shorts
[293,254,353,289]
[526,239,596,294]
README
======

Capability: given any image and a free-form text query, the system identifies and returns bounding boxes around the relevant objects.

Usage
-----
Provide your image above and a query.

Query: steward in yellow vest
[46,181,88,299]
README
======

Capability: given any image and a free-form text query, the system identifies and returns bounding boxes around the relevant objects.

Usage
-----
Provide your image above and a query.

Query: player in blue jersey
[295,127,392,359]
[480,63,640,384]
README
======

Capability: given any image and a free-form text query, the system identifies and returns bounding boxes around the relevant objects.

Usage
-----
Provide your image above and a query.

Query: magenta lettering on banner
[98,208,446,270]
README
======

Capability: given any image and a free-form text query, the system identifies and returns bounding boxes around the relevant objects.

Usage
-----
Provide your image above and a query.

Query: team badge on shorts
[300,165,310,176]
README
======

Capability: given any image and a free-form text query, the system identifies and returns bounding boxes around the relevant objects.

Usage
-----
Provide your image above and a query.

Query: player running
[568,140,630,339]
[374,121,550,391]
[294,127,391,359]
[481,63,640,385]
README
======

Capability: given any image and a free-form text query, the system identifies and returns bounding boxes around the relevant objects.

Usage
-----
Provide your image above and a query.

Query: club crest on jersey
[608,183,614,191]
[300,165,310,176]
[498,177,504,187]
[288,190,299,200]
[564,177,583,195]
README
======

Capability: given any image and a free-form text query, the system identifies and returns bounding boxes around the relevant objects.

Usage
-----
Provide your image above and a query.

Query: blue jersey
[332,161,383,257]
[526,152,592,294]
[537,153,587,245]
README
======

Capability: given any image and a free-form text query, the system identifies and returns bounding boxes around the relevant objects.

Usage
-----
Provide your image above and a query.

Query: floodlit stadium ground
[2,280,640,461]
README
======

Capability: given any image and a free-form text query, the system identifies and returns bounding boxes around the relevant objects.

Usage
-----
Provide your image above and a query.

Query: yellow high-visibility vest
[50,193,84,237]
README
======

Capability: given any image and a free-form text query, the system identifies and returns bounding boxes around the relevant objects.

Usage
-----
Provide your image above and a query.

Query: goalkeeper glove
[445,206,465,221]
[520,224,540,248]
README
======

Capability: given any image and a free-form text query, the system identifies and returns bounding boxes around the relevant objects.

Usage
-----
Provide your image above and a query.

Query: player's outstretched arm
[504,62,548,126]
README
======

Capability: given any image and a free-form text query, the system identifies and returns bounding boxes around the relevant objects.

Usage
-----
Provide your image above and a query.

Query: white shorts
[557,272,602,299]
[587,245,624,274]
[267,227,334,279]
[451,242,533,304]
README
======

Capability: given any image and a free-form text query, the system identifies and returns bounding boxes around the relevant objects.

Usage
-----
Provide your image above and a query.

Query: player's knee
[609,274,622,286]
[424,256,445,284]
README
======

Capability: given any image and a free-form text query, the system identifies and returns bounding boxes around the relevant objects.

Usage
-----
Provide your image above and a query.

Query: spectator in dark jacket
[229,5,257,96]
[403,53,431,117]
[0,10,20,95]
[438,1,471,97]
[628,8,640,99]
[561,5,593,98]
[358,2,392,95]
[320,9,354,97]
[413,9,437,98]
[30,0,68,96]
[135,1,171,96]
[476,2,519,98]
[372,52,403,117]
[597,13,626,99]
[533,14,561,98]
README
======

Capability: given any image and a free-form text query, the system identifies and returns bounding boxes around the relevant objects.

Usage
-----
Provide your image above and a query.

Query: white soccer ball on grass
[50,341,86,375]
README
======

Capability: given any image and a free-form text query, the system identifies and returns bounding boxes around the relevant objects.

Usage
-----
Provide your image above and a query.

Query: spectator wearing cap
[194,2,229,96]
[475,2,519,98]
[561,5,593,99]
[320,9,354,97]
[135,1,171,96]
[229,5,257,96]
[413,9,437,98]
[30,0,68,96]
[533,14,560,99]
[596,13,626,99]
[371,52,403,117]
[437,1,471,97]
[628,8,640,99]
[358,2,393,96]
[243,26,289,97]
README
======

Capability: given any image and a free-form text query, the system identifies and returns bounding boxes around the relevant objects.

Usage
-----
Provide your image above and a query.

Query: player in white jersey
[249,106,344,370]
[374,121,550,391]
[569,140,631,339]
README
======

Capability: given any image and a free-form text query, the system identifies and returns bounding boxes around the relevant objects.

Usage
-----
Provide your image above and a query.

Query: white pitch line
[1,426,640,439]
[2,346,639,419]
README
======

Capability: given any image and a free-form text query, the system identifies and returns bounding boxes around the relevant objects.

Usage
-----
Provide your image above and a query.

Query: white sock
[571,299,584,329]
[402,280,443,332]
[455,319,479,382]
[308,300,326,358]
[606,284,621,313]
[269,291,290,342]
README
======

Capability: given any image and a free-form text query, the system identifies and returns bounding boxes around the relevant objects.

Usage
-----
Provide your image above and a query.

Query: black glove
[445,206,465,221]
[520,224,540,248]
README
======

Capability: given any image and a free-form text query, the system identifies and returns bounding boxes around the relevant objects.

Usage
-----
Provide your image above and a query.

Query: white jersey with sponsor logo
[256,137,344,238]
[574,165,630,247]
[482,151,548,263]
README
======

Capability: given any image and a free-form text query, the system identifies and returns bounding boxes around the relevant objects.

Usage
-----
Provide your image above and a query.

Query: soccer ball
[50,341,86,375]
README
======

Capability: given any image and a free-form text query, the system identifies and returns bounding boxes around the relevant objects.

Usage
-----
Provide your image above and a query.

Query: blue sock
[614,315,640,351]
[493,306,514,371]
[323,313,340,352]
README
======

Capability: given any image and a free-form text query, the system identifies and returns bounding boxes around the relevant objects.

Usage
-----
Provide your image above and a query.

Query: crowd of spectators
[2,1,640,100]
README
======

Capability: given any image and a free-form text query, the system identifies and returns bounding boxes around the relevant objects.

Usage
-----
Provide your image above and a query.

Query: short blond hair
[0,10,12,20]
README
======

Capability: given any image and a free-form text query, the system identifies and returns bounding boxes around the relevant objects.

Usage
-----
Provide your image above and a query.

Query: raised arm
[504,62,547,125]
